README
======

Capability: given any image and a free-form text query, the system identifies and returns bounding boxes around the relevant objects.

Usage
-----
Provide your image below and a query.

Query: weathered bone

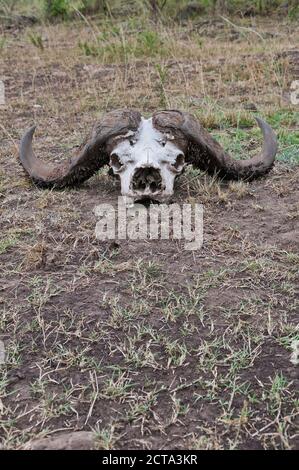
[108,117,185,201]
[19,109,278,201]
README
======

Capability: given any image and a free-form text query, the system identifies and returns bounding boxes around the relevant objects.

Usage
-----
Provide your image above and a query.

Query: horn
[19,109,142,188]
[152,111,278,181]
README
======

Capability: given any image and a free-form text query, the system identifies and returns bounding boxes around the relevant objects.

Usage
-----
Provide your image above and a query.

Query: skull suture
[108,118,186,201]
[18,109,278,198]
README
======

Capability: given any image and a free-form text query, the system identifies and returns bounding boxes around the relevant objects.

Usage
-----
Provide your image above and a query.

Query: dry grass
[0,12,298,450]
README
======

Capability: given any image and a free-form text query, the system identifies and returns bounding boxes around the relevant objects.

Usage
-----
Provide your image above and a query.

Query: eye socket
[160,140,167,147]
[110,154,124,171]
[129,139,136,147]
[172,154,185,170]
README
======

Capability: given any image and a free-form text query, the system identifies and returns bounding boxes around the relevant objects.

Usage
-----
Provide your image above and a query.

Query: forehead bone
[109,130,136,144]
[107,113,188,155]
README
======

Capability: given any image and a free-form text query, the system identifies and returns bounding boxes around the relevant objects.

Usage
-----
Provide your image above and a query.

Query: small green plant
[288,5,299,19]
[0,37,6,50]
[78,40,99,56]
[0,235,19,255]
[137,30,162,56]
[43,0,109,20]
[44,0,71,19]
[28,32,44,50]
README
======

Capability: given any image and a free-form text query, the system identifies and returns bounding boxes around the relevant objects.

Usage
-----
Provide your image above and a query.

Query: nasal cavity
[132,167,162,193]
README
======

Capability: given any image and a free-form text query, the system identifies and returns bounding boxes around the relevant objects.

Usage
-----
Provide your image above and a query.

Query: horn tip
[20,125,37,145]
[254,116,278,160]
[254,116,276,136]
[19,125,38,173]
[254,116,266,128]
[28,125,37,136]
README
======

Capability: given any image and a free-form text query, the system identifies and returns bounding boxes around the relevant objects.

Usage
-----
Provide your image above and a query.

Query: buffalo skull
[19,109,278,201]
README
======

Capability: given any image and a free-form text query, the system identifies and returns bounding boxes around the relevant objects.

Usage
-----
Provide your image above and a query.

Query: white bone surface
[109,117,185,201]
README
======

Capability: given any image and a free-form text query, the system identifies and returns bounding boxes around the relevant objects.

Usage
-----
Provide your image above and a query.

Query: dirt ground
[0,14,298,450]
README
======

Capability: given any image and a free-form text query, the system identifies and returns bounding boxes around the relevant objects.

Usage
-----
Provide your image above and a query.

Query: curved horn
[19,109,142,188]
[152,111,278,181]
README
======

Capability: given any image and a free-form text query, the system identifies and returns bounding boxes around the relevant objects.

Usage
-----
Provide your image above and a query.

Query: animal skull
[108,118,186,201]
[19,109,278,201]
